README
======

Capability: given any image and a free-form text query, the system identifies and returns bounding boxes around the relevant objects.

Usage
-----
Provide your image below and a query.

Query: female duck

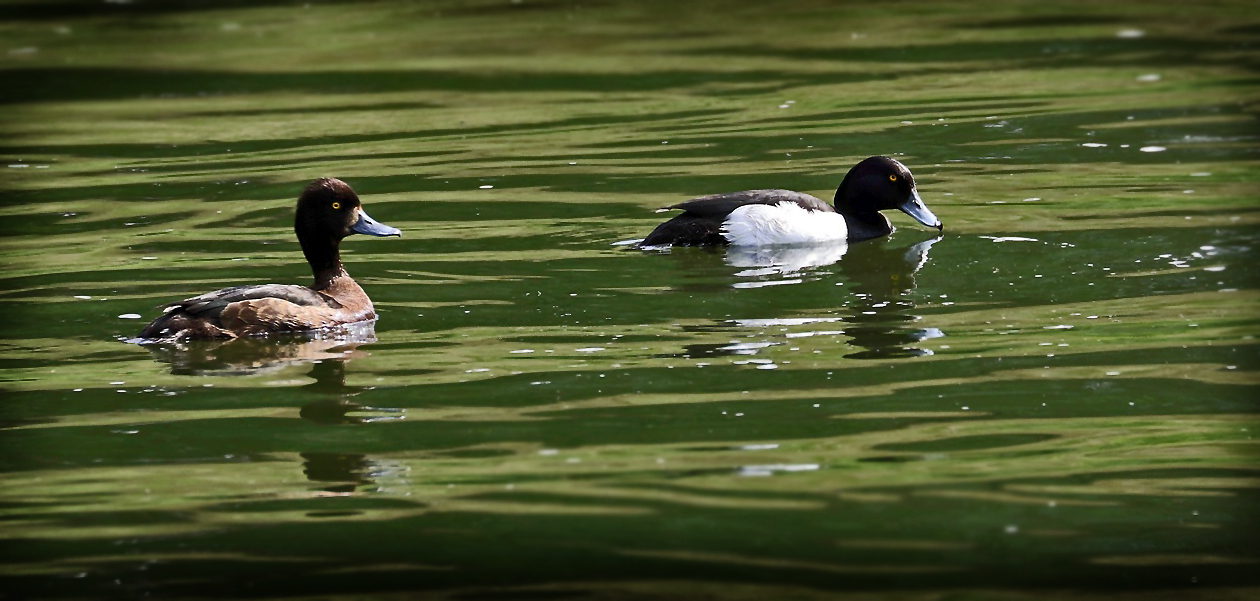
[137,178,400,341]
[640,156,942,246]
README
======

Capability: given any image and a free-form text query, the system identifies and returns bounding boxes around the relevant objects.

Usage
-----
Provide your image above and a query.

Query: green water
[2,1,1258,598]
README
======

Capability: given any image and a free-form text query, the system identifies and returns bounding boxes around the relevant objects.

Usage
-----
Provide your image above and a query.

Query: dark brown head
[833,156,942,230]
[294,178,400,278]
[296,178,401,241]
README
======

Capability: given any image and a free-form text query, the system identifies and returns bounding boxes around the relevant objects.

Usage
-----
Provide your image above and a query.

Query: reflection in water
[839,237,944,359]
[301,451,375,494]
[728,236,944,359]
[726,242,849,286]
[141,323,401,493]
[297,358,404,426]
[139,321,379,376]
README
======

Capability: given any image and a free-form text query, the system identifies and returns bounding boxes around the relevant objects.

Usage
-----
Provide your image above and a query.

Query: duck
[137,178,401,341]
[639,156,942,247]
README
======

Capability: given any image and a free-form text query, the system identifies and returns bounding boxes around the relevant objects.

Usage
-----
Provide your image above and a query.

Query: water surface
[1,1,1258,599]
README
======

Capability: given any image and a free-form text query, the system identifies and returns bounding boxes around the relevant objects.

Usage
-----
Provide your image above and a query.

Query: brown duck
[137,178,401,341]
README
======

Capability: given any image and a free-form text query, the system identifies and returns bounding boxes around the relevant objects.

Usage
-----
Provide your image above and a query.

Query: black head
[833,156,942,230]
[295,178,401,242]
[294,178,400,279]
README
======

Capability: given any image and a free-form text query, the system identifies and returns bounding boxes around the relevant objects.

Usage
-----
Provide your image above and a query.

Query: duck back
[641,189,834,246]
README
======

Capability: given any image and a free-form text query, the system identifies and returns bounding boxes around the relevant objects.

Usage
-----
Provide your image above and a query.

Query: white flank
[721,202,847,246]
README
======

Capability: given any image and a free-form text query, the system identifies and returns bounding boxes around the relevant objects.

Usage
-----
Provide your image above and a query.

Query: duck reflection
[140,323,402,494]
[296,357,404,425]
[140,321,379,376]
[838,236,943,359]
[726,235,943,359]
[726,242,850,283]
[301,451,376,495]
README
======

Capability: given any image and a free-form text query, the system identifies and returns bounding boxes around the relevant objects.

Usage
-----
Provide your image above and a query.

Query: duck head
[833,156,942,230]
[295,178,400,279]
[296,178,401,241]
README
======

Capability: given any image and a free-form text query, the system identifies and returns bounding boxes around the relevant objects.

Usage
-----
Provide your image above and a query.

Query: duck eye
[331,202,341,210]
[888,174,898,182]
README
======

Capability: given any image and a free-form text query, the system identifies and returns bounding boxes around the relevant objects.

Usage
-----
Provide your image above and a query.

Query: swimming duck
[137,178,400,341]
[639,156,942,247]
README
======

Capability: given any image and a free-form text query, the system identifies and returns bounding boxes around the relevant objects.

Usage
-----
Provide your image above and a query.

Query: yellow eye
[331,202,341,210]
[889,174,898,182]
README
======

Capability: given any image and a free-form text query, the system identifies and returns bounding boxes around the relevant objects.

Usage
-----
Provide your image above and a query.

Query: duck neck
[300,234,347,290]
[833,178,892,243]
[841,212,892,243]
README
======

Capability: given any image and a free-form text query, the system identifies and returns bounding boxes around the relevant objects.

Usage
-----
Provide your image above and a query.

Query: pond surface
[1,1,1258,599]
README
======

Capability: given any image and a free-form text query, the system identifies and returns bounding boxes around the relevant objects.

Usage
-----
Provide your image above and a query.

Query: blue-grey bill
[899,188,942,230]
[352,210,402,237]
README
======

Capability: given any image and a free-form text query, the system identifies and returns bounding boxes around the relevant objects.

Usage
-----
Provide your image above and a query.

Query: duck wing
[669,189,835,217]
[165,284,338,318]
[139,284,344,340]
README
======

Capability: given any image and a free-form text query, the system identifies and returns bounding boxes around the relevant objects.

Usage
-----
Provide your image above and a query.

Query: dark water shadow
[688,36,1260,68]
[0,0,364,21]
[4,464,1255,598]
[0,66,884,106]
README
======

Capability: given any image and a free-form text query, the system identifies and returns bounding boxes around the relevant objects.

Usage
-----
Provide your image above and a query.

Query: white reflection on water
[738,464,820,477]
[726,242,849,280]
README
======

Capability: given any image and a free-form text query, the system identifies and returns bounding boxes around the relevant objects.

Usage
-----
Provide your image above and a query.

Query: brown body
[216,274,376,334]
[137,178,400,341]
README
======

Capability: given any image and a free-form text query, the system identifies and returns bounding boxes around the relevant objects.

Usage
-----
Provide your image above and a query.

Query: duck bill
[898,188,942,230]
[352,210,401,237]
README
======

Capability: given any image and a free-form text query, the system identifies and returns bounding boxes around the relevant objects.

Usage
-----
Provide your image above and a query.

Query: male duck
[137,178,401,341]
[640,156,942,247]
